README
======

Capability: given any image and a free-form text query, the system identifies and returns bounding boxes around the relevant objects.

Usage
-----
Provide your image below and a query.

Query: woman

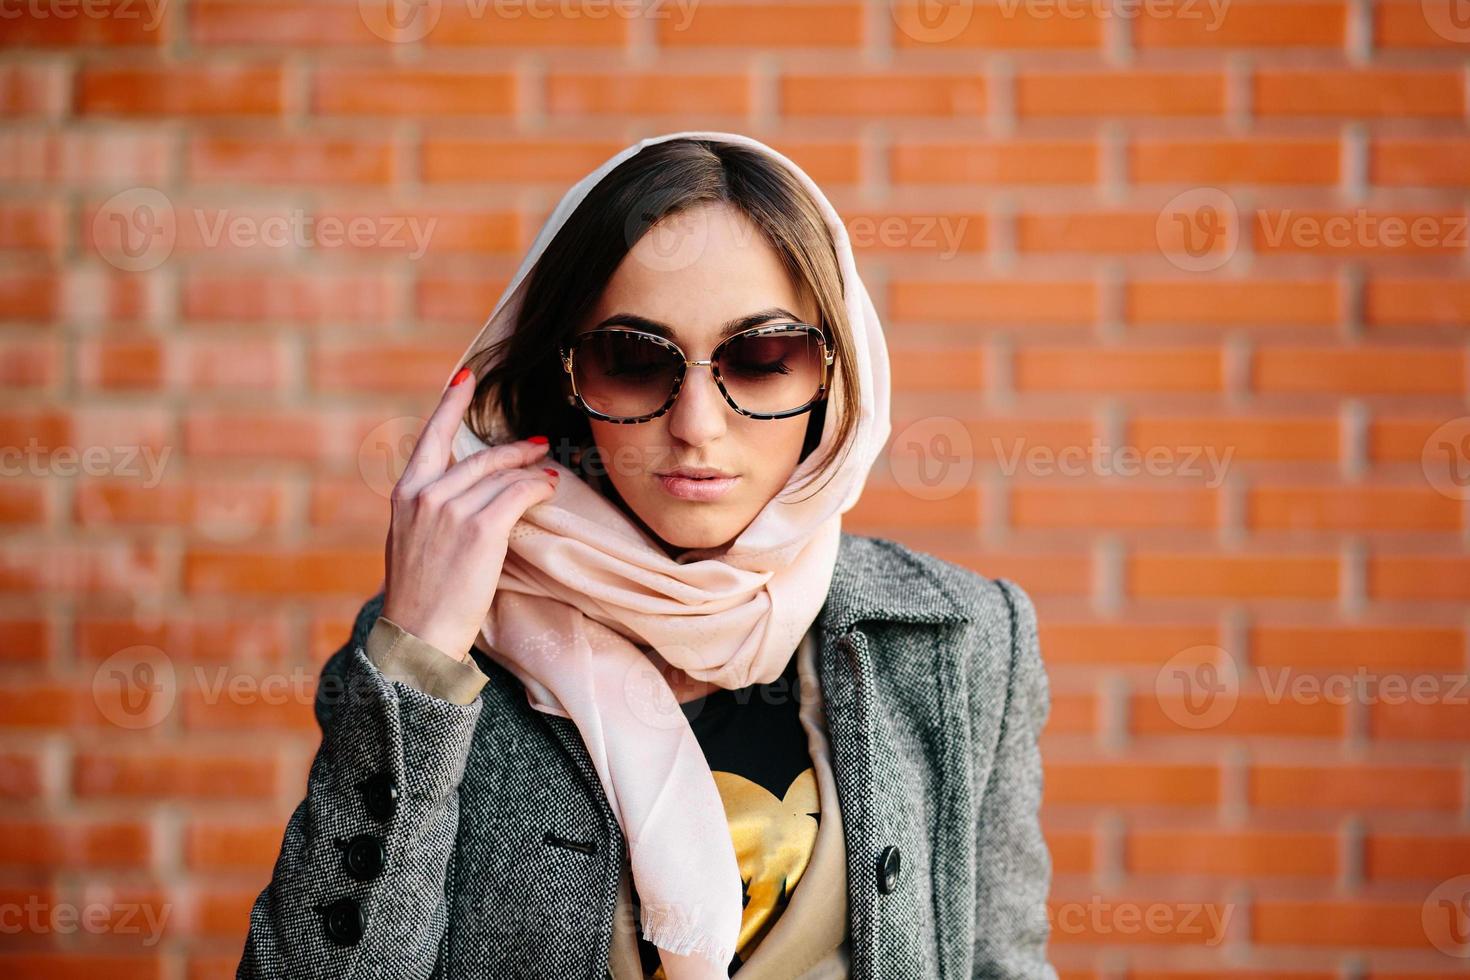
[238,132,1056,980]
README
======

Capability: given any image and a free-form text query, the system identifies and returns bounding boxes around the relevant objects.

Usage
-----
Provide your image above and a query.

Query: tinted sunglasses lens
[572,332,680,419]
[716,328,825,416]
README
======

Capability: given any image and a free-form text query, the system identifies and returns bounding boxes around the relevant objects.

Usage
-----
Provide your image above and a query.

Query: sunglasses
[558,323,835,424]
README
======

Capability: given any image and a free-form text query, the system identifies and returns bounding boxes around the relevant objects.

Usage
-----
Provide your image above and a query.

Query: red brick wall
[2,1,1467,977]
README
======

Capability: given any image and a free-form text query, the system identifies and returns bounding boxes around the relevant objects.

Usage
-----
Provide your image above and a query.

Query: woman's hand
[380,366,559,662]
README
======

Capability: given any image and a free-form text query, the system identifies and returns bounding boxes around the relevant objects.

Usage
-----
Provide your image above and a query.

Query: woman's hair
[461,138,861,502]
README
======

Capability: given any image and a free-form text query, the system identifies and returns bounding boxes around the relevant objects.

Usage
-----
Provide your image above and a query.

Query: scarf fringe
[640,904,735,972]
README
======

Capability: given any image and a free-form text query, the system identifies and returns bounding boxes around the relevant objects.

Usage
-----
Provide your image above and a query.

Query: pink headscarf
[443,131,891,978]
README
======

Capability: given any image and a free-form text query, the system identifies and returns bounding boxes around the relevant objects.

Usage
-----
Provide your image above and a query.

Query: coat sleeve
[236,593,484,980]
[972,578,1058,979]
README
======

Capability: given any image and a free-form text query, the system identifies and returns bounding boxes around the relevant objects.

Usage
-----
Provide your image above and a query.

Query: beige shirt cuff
[364,615,490,706]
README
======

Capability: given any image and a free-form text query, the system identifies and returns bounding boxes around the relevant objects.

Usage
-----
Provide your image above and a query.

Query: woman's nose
[665,365,729,444]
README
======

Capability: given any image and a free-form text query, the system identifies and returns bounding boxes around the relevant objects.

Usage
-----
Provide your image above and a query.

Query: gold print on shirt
[650,767,820,979]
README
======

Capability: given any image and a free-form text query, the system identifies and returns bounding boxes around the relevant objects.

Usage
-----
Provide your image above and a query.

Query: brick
[77,66,284,116]
[1127,829,1338,876]
[73,750,277,800]
[1254,70,1463,118]
[1016,211,1161,253]
[187,134,397,185]
[1125,280,1340,328]
[313,69,516,117]
[1375,1,1470,48]
[1133,693,1347,737]
[1012,485,1220,530]
[1039,622,1221,666]
[1372,700,1470,740]
[891,1,1103,49]
[1250,765,1460,810]
[1365,834,1470,879]
[182,272,396,325]
[184,547,383,596]
[1251,347,1464,395]
[0,338,59,387]
[1247,485,1462,532]
[186,820,287,871]
[1250,624,1464,670]
[1130,138,1340,185]
[1254,900,1434,947]
[846,484,983,530]
[311,341,466,393]
[1017,72,1226,117]
[1015,347,1224,392]
[0,0,170,47]
[1045,762,1220,806]
[781,74,985,116]
[0,954,164,979]
[1135,1,1347,47]
[892,140,1098,185]
[890,279,1097,326]
[75,613,290,665]
[547,73,750,116]
[1253,210,1468,256]
[310,207,520,257]
[888,347,986,391]
[1127,415,1339,462]
[422,137,627,184]
[658,3,862,47]
[1371,139,1470,187]
[1128,553,1339,599]
[1368,556,1470,601]
[0,819,152,868]
[0,618,49,666]
[0,271,59,321]
[191,0,384,46]
[0,63,67,116]
[1364,278,1470,326]
[429,1,630,46]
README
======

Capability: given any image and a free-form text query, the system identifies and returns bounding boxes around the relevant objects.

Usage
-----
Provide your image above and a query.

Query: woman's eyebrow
[590,306,802,340]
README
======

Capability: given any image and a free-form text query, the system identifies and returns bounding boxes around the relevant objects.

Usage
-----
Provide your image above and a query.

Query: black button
[877,845,901,894]
[335,834,387,881]
[315,897,365,946]
[357,772,399,822]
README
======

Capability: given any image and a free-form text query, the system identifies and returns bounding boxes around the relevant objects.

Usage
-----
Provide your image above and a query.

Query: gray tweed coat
[237,532,1057,979]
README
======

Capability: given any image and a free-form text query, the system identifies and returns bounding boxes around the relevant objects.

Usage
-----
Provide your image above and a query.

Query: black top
[633,649,820,978]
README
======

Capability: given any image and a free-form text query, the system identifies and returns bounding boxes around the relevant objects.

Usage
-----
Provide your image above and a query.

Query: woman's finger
[395,365,477,499]
[432,437,549,501]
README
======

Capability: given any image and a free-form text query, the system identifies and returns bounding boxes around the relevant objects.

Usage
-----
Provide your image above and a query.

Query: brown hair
[461,137,860,502]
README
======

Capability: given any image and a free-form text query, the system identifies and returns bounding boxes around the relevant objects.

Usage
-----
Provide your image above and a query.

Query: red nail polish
[528,435,548,444]
[543,468,559,477]
[450,367,472,387]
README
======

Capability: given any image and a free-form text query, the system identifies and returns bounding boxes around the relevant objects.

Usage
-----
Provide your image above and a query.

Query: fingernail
[543,468,559,477]
[449,367,472,387]
[528,435,548,444]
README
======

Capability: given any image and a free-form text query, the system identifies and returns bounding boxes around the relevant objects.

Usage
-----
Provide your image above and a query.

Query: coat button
[315,897,365,946]
[357,772,399,822]
[877,845,902,894]
[336,834,387,881]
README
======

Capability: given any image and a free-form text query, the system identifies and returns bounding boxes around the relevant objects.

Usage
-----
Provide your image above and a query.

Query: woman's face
[570,202,823,557]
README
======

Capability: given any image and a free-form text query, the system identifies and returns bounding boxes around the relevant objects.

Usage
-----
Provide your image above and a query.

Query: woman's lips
[656,474,739,501]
